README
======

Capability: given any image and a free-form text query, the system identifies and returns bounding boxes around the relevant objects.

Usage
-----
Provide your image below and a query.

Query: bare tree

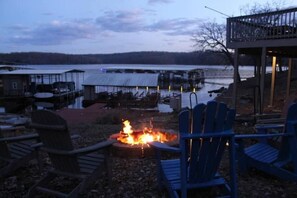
[192,21,239,80]
[192,22,233,66]
[240,0,287,15]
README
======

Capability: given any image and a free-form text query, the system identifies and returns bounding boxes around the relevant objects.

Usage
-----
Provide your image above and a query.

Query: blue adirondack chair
[149,101,237,198]
[236,102,297,182]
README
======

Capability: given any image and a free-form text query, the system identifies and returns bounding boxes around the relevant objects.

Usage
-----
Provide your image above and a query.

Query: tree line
[0,51,254,66]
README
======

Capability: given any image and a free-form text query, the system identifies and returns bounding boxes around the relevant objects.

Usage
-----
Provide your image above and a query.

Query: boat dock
[102,65,205,86]
[0,68,84,112]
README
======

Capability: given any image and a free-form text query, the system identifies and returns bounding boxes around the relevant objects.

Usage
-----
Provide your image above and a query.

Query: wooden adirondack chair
[236,102,297,182]
[0,127,39,177]
[149,101,237,198]
[28,110,116,198]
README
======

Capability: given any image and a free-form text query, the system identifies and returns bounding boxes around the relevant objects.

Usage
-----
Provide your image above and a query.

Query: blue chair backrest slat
[203,101,218,133]
[214,103,228,132]
[192,103,206,134]
[179,110,190,134]
[179,110,191,159]
[278,103,297,161]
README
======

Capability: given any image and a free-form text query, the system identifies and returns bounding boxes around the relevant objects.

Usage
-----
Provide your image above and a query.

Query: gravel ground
[2,71,297,197]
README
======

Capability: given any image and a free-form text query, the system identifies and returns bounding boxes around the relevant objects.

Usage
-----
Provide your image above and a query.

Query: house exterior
[226,7,297,113]
[0,74,31,97]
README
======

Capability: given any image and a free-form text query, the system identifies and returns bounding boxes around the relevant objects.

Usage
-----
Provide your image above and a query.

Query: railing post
[269,56,277,106]
[232,48,239,109]
[226,18,231,47]
[260,47,267,114]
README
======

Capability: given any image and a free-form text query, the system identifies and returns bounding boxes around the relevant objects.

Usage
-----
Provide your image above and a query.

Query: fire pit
[109,120,178,158]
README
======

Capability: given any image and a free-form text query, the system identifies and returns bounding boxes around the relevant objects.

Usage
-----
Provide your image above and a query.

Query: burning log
[109,119,178,158]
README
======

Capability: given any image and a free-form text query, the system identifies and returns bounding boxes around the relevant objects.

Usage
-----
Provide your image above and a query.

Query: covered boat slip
[0,69,84,99]
[102,65,205,85]
[102,64,203,72]
[82,73,160,108]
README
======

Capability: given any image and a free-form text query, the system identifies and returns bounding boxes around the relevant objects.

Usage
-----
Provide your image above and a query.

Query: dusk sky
[1,0,296,54]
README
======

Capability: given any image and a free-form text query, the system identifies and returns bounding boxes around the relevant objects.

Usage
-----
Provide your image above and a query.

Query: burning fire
[117,120,177,145]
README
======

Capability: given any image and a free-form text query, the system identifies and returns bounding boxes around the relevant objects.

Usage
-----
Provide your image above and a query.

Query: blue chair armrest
[255,123,284,131]
[235,133,289,140]
[180,130,233,139]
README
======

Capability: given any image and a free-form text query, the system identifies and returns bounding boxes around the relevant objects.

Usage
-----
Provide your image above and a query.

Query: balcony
[226,7,297,51]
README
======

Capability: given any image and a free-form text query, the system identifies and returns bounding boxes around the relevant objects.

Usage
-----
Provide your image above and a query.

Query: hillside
[0,51,254,65]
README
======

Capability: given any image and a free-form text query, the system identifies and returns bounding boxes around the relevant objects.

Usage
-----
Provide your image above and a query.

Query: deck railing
[226,7,297,46]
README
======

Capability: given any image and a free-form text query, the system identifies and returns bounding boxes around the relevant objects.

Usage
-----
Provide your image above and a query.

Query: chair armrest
[70,134,80,139]
[149,141,180,153]
[31,142,43,149]
[31,134,80,149]
[180,130,233,139]
[41,139,117,156]
[0,125,26,131]
[254,113,281,120]
[30,123,66,131]
[254,123,284,131]
[70,139,116,155]
[256,117,285,124]
[235,133,289,140]
[0,133,39,143]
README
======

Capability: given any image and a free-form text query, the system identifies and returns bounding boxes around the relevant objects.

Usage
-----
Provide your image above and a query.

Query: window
[12,82,18,89]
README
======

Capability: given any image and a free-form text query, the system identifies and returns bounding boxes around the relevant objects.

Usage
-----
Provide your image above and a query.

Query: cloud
[96,10,145,32]
[148,0,173,4]
[146,18,200,36]
[7,9,200,47]
[95,9,200,36]
[42,12,53,16]
[9,20,98,45]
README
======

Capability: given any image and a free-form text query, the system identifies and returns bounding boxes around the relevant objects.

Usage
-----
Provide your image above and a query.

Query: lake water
[11,64,256,112]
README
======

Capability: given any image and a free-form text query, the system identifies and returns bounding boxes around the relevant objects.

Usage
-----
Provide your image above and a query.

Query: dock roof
[102,65,201,72]
[83,73,159,87]
[0,69,84,75]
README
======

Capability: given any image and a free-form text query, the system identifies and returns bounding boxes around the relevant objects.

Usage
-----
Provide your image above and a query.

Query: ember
[116,120,177,145]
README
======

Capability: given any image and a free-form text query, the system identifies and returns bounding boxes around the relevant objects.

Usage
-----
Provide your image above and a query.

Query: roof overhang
[83,73,159,87]
[0,69,85,75]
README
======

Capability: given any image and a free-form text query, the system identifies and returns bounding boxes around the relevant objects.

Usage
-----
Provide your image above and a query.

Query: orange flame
[117,120,177,145]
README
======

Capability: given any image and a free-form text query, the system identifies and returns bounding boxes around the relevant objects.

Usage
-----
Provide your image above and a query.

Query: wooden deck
[226,7,297,55]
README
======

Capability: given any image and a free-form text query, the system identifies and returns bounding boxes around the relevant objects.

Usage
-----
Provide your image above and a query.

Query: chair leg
[236,141,248,173]
[107,159,112,186]
[104,150,113,186]
[27,172,56,197]
[34,150,42,174]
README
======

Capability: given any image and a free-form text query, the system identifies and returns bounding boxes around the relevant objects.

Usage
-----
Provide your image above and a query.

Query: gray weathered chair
[28,110,116,197]
[0,126,39,177]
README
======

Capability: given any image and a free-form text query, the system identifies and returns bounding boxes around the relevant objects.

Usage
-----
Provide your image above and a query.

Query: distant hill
[0,51,254,65]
